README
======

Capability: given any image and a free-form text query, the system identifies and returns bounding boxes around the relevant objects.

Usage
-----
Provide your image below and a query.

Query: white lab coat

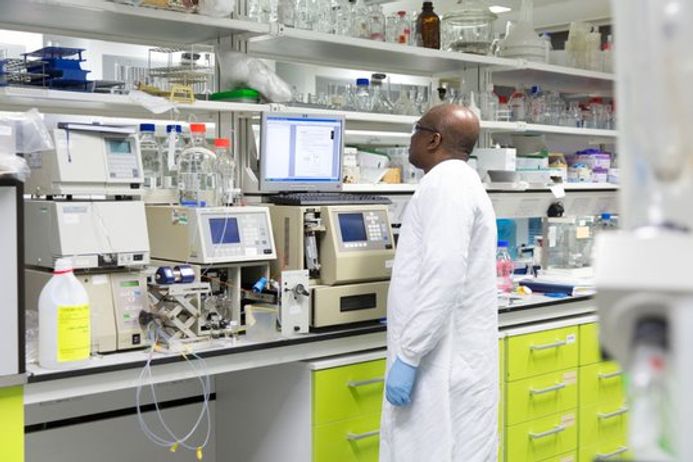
[380,159,498,462]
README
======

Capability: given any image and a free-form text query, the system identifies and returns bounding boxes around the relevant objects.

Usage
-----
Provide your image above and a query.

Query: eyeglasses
[411,122,438,136]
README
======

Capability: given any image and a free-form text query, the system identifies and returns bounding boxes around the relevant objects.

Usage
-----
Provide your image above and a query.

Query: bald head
[408,104,480,172]
[422,104,480,159]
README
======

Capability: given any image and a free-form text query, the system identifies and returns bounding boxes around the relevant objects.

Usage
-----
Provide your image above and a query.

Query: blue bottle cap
[356,78,370,86]
[166,124,182,133]
[498,240,509,248]
[601,213,612,220]
[139,123,155,132]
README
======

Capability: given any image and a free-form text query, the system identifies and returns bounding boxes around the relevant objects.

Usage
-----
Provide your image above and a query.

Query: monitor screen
[260,113,344,192]
[338,213,367,242]
[209,217,241,244]
[106,138,132,154]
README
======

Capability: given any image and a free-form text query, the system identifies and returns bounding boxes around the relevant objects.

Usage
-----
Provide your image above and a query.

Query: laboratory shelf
[247,25,517,76]
[491,60,615,95]
[486,121,617,139]
[343,182,618,194]
[0,87,269,119]
[0,0,269,46]
[290,105,418,125]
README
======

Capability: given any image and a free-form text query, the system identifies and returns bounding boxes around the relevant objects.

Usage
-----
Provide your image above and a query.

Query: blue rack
[22,46,92,91]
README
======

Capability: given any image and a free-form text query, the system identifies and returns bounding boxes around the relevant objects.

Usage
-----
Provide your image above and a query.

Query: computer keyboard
[268,192,392,206]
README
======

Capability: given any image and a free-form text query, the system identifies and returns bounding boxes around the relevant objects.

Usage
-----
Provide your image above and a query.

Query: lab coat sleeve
[397,182,475,367]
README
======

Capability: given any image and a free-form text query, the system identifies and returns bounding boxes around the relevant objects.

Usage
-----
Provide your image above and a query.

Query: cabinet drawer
[580,323,602,366]
[579,403,628,455]
[579,444,632,461]
[538,451,577,462]
[580,362,625,408]
[506,369,578,426]
[507,327,579,381]
[506,411,578,462]
[313,359,385,426]
[313,413,380,462]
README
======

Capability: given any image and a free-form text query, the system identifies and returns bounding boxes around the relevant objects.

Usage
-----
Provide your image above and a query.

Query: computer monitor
[260,112,344,192]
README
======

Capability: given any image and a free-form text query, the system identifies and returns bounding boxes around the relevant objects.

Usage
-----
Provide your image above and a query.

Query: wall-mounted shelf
[491,60,614,94]
[0,0,269,46]
[0,87,269,120]
[247,26,516,76]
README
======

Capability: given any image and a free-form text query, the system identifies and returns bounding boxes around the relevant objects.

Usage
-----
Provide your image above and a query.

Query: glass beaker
[442,0,497,54]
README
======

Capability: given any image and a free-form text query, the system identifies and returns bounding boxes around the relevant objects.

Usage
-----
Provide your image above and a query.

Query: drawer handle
[529,425,566,440]
[346,430,380,441]
[530,382,566,395]
[598,370,624,380]
[530,339,567,351]
[598,407,629,420]
[347,378,385,388]
[596,446,628,460]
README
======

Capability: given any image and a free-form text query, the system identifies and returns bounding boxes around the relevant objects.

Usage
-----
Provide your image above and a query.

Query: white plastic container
[38,258,91,369]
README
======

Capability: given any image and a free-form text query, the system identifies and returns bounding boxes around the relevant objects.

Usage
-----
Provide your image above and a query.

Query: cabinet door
[314,413,381,462]
[579,403,629,457]
[579,323,602,366]
[507,369,578,426]
[579,361,625,408]
[506,411,578,462]
[507,327,579,382]
[313,359,386,426]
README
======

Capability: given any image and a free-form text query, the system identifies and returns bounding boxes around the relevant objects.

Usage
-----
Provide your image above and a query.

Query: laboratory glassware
[354,78,371,112]
[496,241,514,293]
[178,137,217,207]
[370,74,393,113]
[479,83,499,121]
[387,11,411,44]
[214,138,237,206]
[441,0,497,55]
[416,2,440,49]
[161,124,184,189]
[139,123,162,189]
[368,5,386,41]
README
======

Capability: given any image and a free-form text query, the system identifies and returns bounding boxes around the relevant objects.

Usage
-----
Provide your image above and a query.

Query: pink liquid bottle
[496,240,514,293]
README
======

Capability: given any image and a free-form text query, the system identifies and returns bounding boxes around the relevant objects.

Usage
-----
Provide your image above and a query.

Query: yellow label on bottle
[57,305,91,362]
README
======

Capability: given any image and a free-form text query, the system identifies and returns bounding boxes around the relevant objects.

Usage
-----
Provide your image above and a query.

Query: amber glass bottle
[416,2,440,49]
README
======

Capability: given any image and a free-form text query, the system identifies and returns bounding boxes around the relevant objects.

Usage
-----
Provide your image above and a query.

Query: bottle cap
[498,240,509,248]
[423,1,433,8]
[190,123,207,133]
[214,138,230,148]
[397,10,407,16]
[139,123,155,132]
[54,257,74,274]
[166,124,182,133]
[356,78,370,86]
[601,212,612,220]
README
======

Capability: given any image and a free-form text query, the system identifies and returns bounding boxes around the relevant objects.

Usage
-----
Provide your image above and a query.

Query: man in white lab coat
[379,105,498,462]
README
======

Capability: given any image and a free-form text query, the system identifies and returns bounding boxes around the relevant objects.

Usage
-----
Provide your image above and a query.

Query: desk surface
[24,295,596,405]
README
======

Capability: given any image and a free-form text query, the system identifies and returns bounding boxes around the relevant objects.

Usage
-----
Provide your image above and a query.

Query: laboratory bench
[21,295,610,462]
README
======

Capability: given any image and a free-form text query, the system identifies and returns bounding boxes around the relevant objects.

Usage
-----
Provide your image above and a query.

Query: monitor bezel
[259,112,344,193]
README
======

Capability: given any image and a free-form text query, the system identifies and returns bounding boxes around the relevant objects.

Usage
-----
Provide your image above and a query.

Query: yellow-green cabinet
[504,324,580,462]
[312,359,386,462]
[578,323,631,461]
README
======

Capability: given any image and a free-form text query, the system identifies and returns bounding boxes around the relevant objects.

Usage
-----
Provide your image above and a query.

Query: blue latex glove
[385,357,418,406]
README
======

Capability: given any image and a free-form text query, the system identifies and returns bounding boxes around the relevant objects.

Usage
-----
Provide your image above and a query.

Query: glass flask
[351,0,371,38]
[139,123,161,189]
[387,11,411,44]
[368,5,386,41]
[179,124,217,207]
[214,138,237,206]
[370,74,393,113]
[442,0,496,54]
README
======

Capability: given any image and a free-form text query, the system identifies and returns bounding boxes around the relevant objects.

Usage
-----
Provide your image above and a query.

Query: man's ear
[428,132,442,151]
